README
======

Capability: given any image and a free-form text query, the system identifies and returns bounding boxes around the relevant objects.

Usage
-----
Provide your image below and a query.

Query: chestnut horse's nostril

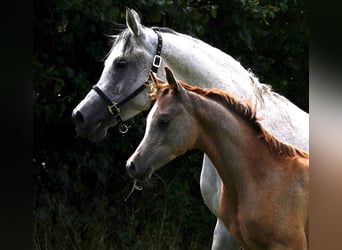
[127,161,136,172]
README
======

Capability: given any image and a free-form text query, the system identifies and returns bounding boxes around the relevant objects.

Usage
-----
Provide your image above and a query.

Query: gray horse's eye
[115,59,127,69]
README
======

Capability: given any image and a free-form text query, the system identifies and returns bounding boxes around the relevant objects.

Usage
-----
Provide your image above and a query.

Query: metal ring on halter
[119,123,130,134]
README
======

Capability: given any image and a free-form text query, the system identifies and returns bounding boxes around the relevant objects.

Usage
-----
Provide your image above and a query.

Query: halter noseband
[92,29,162,134]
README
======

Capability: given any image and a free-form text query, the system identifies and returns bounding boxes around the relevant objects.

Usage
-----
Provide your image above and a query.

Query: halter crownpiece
[92,29,163,134]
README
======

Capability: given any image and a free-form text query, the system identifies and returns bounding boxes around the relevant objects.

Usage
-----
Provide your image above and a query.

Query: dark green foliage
[34,0,308,249]
[206,0,308,111]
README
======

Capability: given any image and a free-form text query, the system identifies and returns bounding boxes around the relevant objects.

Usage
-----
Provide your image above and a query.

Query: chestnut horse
[127,67,309,250]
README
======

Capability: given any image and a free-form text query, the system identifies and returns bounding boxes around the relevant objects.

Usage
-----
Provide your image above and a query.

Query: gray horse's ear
[165,66,180,94]
[126,8,141,36]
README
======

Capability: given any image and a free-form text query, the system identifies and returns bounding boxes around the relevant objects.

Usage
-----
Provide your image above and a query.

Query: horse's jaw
[74,119,110,143]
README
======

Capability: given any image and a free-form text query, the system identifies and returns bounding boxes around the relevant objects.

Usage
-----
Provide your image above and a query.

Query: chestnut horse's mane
[151,81,309,160]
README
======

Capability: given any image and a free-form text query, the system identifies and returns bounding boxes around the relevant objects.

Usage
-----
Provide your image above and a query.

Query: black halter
[92,29,162,133]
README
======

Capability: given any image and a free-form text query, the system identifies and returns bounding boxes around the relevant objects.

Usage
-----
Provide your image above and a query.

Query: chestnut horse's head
[126,67,199,182]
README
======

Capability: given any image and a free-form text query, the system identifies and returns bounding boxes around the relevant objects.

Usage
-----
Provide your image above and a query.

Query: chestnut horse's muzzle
[126,161,152,183]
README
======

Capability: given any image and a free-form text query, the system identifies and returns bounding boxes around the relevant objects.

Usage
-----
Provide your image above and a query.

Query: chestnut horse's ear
[165,66,180,94]
[126,8,142,36]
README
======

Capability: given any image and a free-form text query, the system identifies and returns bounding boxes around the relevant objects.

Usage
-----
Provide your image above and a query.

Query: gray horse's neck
[157,30,309,151]
[159,31,257,99]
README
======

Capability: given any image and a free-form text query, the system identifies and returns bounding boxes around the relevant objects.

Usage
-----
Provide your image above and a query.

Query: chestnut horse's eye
[158,116,171,126]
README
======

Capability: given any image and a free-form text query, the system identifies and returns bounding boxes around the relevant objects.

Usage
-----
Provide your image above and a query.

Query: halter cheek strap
[151,30,163,73]
[92,29,162,134]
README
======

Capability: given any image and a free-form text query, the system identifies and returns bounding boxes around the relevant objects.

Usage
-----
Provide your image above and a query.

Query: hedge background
[33,0,308,249]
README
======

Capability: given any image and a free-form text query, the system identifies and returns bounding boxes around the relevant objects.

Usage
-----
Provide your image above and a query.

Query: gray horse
[72,9,309,250]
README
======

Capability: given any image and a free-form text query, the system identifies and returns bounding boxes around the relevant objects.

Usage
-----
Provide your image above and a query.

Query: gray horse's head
[72,9,162,142]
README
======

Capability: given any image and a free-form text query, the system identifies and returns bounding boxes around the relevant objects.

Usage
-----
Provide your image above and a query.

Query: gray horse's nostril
[73,111,85,125]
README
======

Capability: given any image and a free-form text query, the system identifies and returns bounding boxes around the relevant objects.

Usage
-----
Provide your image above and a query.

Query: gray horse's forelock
[104,29,134,60]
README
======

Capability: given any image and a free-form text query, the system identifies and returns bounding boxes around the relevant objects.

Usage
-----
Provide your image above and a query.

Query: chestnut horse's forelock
[151,80,309,160]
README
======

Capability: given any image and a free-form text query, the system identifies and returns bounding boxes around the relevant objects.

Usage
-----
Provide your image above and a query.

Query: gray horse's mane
[106,24,287,106]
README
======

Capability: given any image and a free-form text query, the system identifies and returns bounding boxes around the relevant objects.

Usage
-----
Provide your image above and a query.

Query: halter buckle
[108,102,120,115]
[152,55,162,68]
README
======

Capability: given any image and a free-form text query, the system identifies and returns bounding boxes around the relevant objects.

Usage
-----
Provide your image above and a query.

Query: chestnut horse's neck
[183,87,308,189]
[189,92,261,187]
